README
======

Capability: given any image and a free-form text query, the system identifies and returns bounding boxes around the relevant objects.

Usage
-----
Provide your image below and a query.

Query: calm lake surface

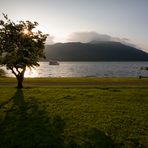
[2,62,148,78]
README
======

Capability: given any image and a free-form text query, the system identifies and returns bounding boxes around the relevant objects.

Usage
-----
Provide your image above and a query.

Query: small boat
[49,60,59,65]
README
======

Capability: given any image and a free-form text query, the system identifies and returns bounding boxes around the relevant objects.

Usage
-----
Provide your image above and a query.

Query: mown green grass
[0,77,148,83]
[0,80,148,147]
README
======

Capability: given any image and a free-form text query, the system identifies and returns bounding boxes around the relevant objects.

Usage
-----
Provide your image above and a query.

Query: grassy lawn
[0,78,148,147]
[0,77,148,83]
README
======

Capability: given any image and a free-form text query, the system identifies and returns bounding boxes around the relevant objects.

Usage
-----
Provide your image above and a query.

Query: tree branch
[16,67,21,75]
[10,67,17,77]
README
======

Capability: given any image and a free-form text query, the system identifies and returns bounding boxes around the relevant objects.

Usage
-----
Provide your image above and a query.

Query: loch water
[2,62,148,78]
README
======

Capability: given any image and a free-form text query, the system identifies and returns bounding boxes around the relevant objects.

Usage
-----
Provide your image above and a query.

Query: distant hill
[44,42,148,61]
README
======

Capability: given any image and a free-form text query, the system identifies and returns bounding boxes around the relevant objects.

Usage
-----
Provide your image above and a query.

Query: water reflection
[24,67,38,77]
[1,61,148,78]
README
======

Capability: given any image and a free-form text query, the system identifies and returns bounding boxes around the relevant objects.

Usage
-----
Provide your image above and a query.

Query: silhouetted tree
[0,14,48,88]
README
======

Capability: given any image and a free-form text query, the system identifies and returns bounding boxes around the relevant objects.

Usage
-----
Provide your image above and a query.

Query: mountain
[44,42,148,61]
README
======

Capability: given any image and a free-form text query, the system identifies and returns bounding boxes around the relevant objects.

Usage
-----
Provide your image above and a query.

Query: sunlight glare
[24,67,38,77]
[23,29,30,35]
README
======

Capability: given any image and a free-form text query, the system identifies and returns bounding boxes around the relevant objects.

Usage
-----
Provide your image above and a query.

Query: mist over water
[2,62,148,78]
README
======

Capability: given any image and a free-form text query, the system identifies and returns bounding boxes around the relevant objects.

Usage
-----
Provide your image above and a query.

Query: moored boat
[49,60,59,65]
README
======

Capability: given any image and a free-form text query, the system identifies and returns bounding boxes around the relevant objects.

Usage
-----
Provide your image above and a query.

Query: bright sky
[0,0,148,51]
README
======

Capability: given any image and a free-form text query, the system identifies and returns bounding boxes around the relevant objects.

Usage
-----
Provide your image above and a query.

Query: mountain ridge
[44,42,148,61]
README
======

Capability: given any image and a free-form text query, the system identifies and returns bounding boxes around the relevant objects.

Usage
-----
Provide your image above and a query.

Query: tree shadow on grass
[0,89,65,148]
[0,89,119,148]
[82,128,115,148]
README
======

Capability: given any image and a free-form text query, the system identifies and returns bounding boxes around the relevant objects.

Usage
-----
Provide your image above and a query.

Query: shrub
[0,69,6,77]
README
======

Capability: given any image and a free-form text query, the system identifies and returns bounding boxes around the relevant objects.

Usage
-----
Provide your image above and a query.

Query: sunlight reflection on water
[1,61,148,78]
[24,67,38,77]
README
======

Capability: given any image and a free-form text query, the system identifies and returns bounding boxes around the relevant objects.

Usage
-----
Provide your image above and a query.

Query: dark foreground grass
[0,85,148,147]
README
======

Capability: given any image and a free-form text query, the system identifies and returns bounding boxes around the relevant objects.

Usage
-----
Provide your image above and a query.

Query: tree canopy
[0,14,48,88]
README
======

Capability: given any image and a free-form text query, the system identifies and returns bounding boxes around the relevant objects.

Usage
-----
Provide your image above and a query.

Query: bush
[0,68,6,77]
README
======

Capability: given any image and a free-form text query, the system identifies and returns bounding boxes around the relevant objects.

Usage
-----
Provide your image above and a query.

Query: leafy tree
[0,14,48,88]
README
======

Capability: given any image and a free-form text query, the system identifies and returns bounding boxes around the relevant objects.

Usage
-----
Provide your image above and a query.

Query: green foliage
[0,68,6,77]
[0,13,48,88]
[0,14,47,69]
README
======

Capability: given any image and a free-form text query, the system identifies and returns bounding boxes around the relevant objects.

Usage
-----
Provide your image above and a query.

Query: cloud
[67,31,135,47]
[46,35,54,44]
[68,32,112,43]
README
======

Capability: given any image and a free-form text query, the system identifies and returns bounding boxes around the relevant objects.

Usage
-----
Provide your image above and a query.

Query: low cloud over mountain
[67,31,136,47]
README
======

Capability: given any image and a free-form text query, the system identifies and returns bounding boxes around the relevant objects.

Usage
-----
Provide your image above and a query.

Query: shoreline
[1,77,148,87]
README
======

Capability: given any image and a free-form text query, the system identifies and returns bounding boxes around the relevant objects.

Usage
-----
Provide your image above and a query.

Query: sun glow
[24,67,38,77]
[23,29,30,35]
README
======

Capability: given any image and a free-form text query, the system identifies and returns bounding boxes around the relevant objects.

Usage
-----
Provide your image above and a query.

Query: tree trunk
[16,67,26,89]
[10,67,26,89]
[17,75,24,89]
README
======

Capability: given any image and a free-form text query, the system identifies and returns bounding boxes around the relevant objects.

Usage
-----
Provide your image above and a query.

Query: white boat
[49,60,59,65]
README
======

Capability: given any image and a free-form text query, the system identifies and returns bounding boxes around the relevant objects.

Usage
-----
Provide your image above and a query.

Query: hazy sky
[0,0,148,51]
